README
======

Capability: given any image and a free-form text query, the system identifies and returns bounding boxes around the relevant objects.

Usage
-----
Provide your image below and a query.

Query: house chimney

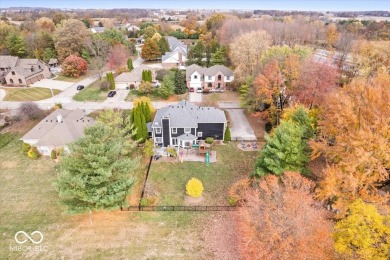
[30,66,34,72]
[56,114,62,123]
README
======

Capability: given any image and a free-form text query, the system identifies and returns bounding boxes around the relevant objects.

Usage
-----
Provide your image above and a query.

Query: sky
[1,0,389,11]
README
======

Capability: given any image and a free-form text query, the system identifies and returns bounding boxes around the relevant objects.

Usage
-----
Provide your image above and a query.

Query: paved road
[104,89,129,103]
[225,109,256,141]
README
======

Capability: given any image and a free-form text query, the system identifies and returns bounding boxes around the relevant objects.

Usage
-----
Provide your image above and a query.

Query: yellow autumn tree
[186,178,204,198]
[311,68,390,216]
[334,199,390,260]
[326,23,339,49]
[133,96,155,114]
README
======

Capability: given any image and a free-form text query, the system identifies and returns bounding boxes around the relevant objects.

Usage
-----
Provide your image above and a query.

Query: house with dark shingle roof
[21,109,95,156]
[151,100,227,148]
[186,64,234,91]
[0,56,51,86]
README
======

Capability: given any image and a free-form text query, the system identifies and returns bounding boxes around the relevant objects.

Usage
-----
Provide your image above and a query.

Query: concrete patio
[153,148,217,163]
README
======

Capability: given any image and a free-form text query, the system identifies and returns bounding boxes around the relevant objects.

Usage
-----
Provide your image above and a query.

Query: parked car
[76,85,84,90]
[189,87,194,92]
[196,87,203,93]
[108,91,117,97]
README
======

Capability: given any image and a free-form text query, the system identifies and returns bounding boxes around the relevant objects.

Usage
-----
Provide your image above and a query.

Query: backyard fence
[121,205,237,212]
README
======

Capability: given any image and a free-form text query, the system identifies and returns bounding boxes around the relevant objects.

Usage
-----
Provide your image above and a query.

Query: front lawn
[54,74,88,82]
[73,80,108,102]
[2,87,61,101]
[147,143,257,205]
[125,89,188,102]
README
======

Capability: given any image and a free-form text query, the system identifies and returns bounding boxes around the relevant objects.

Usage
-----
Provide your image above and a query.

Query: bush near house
[21,142,31,153]
[224,126,231,142]
[205,137,214,144]
[27,147,41,160]
[186,178,204,198]
[50,150,57,159]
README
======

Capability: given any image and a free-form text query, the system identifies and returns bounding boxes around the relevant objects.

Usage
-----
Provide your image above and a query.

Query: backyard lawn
[147,143,257,205]
[126,89,188,102]
[2,87,61,101]
[73,80,107,102]
[0,130,244,259]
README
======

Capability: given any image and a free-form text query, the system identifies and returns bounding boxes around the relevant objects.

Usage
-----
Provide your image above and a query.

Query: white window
[172,128,177,134]
[172,138,178,146]
[197,132,203,137]
[155,127,161,134]
[194,75,198,79]
[184,128,191,133]
[208,76,212,80]
[155,137,163,143]
[227,76,230,80]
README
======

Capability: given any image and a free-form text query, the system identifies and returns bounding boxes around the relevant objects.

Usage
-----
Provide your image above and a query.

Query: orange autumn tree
[311,68,390,216]
[237,172,335,260]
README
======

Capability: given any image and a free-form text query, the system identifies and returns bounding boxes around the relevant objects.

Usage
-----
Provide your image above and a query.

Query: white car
[196,87,203,93]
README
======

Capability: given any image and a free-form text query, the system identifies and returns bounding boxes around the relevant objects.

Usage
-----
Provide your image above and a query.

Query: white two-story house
[186,64,234,91]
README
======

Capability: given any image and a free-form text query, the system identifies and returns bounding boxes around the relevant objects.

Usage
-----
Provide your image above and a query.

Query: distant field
[324,16,390,21]
[3,87,61,101]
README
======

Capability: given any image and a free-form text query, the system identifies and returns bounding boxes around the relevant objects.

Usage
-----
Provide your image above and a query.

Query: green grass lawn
[0,132,240,259]
[73,80,107,102]
[147,143,257,205]
[3,87,61,101]
[126,89,188,102]
[54,74,88,82]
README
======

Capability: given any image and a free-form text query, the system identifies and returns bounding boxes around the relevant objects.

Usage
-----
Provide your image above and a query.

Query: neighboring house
[0,56,51,86]
[124,23,140,32]
[151,100,227,148]
[114,65,157,89]
[48,58,58,68]
[186,64,234,91]
[90,27,106,34]
[161,36,187,69]
[20,109,95,156]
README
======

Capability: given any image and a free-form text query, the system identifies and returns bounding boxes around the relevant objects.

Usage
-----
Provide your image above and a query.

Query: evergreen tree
[211,47,225,65]
[224,125,231,142]
[174,69,186,94]
[127,58,133,71]
[106,72,115,90]
[133,106,142,141]
[56,123,139,213]
[144,102,151,122]
[254,121,309,177]
[6,33,26,57]
[141,70,145,81]
[158,71,175,99]
[158,36,169,55]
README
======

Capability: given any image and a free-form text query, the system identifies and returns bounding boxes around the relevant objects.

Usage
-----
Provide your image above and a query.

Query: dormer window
[208,76,212,80]
[172,128,177,134]
[155,127,161,134]
[11,71,15,75]
[184,128,191,134]
[194,75,197,79]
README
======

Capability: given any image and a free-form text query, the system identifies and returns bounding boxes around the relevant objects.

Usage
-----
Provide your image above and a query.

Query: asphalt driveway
[225,109,256,141]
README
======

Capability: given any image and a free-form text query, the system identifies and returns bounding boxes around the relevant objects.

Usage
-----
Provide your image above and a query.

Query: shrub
[27,147,41,160]
[265,122,273,133]
[203,88,210,93]
[129,84,135,89]
[143,139,154,157]
[99,80,109,91]
[139,198,149,206]
[224,125,231,142]
[138,81,153,94]
[186,178,204,198]
[22,142,31,153]
[54,103,62,109]
[228,178,250,206]
[205,137,214,144]
[166,147,177,157]
[50,149,57,159]
[18,102,45,120]
[62,54,88,78]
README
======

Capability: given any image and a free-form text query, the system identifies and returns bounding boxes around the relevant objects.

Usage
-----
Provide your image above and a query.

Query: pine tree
[254,121,309,177]
[224,125,231,142]
[174,69,186,94]
[158,37,170,55]
[133,106,142,141]
[56,123,139,213]
[144,102,151,122]
[211,48,225,65]
[127,58,133,71]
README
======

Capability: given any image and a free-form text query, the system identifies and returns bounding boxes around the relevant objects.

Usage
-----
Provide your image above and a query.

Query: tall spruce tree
[254,121,309,177]
[144,102,151,122]
[56,123,140,213]
[127,58,133,71]
[174,69,186,94]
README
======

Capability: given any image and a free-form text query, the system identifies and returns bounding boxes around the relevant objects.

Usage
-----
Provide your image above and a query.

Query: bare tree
[86,35,110,79]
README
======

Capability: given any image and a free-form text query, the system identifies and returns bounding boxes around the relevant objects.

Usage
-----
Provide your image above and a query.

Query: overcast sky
[2,0,389,11]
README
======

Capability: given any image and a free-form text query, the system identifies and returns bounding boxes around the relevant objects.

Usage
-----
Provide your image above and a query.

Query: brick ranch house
[161,36,187,69]
[185,64,234,91]
[0,56,51,86]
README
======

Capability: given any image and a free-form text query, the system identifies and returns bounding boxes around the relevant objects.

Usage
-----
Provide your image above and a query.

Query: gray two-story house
[151,100,227,148]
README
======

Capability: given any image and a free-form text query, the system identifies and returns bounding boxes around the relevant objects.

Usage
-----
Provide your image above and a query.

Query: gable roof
[153,100,226,128]
[186,65,233,81]
[48,58,58,64]
[162,36,187,63]
[7,66,43,78]
[21,109,95,147]
[0,56,19,68]
[115,65,156,83]
[91,27,105,33]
